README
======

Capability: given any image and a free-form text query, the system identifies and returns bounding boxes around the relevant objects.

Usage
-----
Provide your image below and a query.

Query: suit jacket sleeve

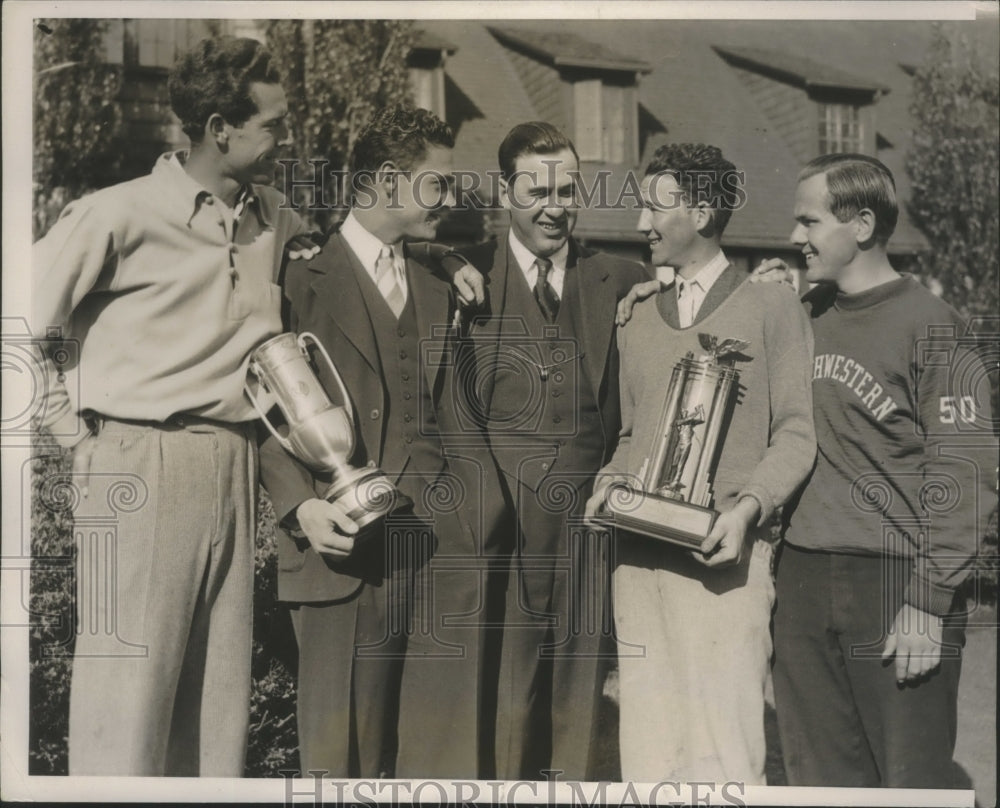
[589,260,648,485]
[597,318,637,484]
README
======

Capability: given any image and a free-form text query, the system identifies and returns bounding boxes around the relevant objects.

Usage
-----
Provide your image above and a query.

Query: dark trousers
[292,507,494,779]
[290,529,409,779]
[494,478,613,781]
[772,544,966,788]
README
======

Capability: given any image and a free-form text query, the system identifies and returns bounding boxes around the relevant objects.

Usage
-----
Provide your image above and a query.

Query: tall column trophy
[594,333,749,549]
[245,332,411,530]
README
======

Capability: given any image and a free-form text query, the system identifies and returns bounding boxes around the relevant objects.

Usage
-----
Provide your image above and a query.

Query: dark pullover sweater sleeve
[788,276,993,615]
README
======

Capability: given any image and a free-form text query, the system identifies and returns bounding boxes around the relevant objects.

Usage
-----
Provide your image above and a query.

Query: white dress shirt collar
[676,250,729,327]
[508,229,569,299]
[340,211,405,286]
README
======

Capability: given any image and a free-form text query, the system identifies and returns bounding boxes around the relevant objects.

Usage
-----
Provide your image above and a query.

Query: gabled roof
[420,19,997,255]
[713,45,889,95]
[426,21,540,175]
[487,26,651,74]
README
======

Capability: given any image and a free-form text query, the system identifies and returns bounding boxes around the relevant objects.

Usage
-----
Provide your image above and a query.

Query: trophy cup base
[323,467,413,532]
[594,484,717,550]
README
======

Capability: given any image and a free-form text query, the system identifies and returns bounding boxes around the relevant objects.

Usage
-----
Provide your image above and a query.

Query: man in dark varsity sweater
[771,153,992,788]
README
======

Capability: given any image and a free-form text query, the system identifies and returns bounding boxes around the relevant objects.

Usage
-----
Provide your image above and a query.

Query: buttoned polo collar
[153,151,271,228]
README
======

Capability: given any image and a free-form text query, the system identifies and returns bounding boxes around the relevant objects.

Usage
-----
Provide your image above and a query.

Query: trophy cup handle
[244,370,295,453]
[297,332,354,423]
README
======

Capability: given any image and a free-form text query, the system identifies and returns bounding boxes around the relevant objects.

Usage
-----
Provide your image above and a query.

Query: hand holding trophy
[594,332,749,549]
[245,332,411,532]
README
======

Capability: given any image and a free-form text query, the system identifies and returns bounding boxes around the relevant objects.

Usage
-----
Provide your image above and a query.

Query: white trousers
[614,538,775,784]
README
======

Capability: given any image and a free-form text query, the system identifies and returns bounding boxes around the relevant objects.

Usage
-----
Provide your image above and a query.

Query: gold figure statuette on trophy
[594,333,749,549]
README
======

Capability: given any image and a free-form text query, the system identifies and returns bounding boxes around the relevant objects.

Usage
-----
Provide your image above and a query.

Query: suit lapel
[308,234,380,376]
[406,248,451,402]
[571,241,612,403]
[470,234,515,412]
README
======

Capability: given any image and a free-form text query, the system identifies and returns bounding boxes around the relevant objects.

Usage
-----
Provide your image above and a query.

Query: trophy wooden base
[323,467,413,531]
[595,483,718,550]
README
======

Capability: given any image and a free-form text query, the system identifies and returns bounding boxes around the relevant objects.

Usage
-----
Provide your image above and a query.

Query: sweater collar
[834,274,914,311]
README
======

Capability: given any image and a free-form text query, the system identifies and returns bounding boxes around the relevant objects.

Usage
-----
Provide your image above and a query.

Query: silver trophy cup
[595,333,749,549]
[245,332,411,530]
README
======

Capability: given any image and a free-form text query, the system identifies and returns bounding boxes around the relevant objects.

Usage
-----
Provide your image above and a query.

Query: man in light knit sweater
[31,37,309,775]
[771,153,991,787]
[584,143,816,783]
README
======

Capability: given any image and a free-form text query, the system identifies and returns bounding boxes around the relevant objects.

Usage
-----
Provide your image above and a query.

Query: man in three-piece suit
[259,105,505,779]
[457,122,649,780]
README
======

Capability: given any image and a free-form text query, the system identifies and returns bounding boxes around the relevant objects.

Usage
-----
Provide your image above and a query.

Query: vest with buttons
[488,264,604,470]
[354,262,445,491]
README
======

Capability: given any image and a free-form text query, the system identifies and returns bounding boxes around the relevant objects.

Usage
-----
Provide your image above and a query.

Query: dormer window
[713,45,886,160]
[488,26,650,166]
[818,102,864,154]
[574,78,631,163]
[410,62,445,118]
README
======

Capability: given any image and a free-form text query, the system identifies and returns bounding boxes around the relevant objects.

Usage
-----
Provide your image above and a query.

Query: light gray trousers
[67,417,256,776]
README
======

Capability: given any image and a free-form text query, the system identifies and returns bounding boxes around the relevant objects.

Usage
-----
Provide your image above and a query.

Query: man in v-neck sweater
[585,144,816,783]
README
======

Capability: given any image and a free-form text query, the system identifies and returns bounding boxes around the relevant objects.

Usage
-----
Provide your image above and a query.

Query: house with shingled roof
[79,17,999,277]
[413,18,998,276]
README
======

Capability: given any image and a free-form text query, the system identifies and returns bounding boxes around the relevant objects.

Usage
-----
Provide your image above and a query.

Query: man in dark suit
[458,122,649,780]
[259,105,505,779]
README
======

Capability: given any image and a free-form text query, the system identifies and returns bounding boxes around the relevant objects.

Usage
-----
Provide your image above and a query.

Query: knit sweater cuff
[904,571,958,617]
[737,485,774,528]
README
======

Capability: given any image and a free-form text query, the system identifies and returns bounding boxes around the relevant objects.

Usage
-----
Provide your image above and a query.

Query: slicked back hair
[168,36,281,143]
[498,121,579,181]
[799,153,898,243]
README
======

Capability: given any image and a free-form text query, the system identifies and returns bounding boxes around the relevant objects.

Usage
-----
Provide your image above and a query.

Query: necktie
[375,245,406,318]
[677,279,696,328]
[534,257,560,323]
